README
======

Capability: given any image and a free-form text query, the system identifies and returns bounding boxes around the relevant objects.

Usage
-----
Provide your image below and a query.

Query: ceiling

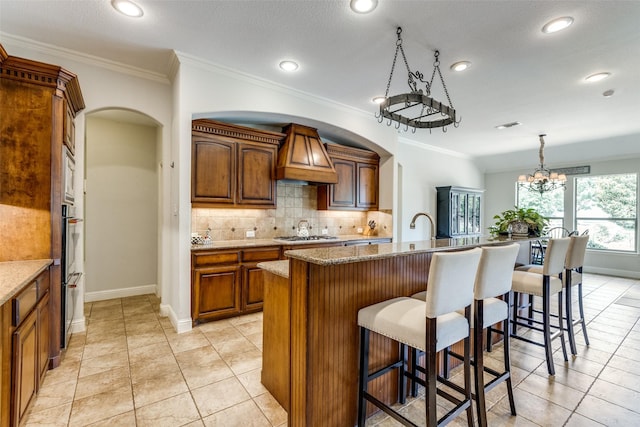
[2,0,640,164]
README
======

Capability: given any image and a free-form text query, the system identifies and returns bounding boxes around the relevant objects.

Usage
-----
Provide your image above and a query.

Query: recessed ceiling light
[279,60,299,72]
[450,61,471,72]
[111,0,144,18]
[603,89,615,97]
[350,0,378,14]
[541,16,574,34]
[372,96,386,104]
[495,121,522,130]
[585,72,611,83]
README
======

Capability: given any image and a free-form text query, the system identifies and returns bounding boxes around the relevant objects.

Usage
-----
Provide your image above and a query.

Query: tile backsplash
[192,182,392,241]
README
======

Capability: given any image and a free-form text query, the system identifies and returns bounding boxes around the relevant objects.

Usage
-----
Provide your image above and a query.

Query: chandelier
[518,134,566,195]
[375,27,459,133]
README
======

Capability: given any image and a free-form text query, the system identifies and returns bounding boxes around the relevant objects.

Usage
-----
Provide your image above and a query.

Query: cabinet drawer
[13,282,38,327]
[36,271,50,299]
[193,251,240,267]
[242,247,281,262]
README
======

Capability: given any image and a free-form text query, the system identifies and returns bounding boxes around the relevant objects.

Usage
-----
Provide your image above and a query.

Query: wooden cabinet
[0,45,84,373]
[436,186,484,238]
[12,309,37,426]
[191,119,284,208]
[317,144,379,211]
[191,246,281,324]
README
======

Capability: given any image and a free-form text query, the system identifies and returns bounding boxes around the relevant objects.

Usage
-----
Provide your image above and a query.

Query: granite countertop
[190,234,392,251]
[0,259,52,306]
[257,260,289,278]
[284,235,534,266]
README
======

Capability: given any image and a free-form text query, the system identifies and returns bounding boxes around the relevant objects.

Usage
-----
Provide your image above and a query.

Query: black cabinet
[436,186,484,238]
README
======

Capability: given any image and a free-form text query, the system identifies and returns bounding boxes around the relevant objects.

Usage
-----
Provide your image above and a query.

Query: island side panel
[289,253,432,427]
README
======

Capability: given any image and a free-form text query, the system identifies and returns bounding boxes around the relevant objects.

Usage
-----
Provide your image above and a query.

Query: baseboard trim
[70,316,86,334]
[84,284,158,302]
[161,303,192,334]
[585,267,640,279]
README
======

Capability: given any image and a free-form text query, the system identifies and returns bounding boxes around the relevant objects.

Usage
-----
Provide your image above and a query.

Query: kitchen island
[259,236,532,427]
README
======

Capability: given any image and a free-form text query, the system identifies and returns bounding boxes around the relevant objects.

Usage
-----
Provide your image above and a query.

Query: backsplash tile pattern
[192,182,392,241]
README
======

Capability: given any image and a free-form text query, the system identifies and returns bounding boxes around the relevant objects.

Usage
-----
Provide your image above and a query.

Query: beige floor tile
[30,378,77,412]
[564,413,606,426]
[75,366,131,400]
[85,410,137,426]
[88,305,124,321]
[123,304,156,317]
[575,394,640,426]
[124,311,160,324]
[126,330,168,348]
[196,318,233,334]
[130,353,181,384]
[486,405,540,426]
[254,392,288,426]
[235,319,263,336]
[214,335,258,357]
[68,388,133,427]
[599,365,640,393]
[124,318,164,335]
[237,368,269,397]
[133,369,189,408]
[588,378,640,413]
[516,372,585,410]
[158,316,174,330]
[167,329,211,353]
[128,339,174,365]
[222,348,263,375]
[25,402,72,427]
[175,346,234,389]
[204,324,245,349]
[78,349,129,378]
[41,359,81,386]
[192,377,251,417]
[90,298,122,309]
[495,388,571,426]
[245,331,263,350]
[135,392,201,426]
[85,326,126,345]
[82,335,128,360]
[201,399,270,427]
[85,318,125,334]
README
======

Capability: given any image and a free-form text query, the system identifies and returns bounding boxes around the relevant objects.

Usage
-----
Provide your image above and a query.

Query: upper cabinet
[436,186,484,238]
[191,119,285,208]
[317,144,380,211]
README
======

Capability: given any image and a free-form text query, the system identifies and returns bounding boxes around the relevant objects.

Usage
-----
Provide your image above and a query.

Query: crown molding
[398,135,472,160]
[0,32,170,85]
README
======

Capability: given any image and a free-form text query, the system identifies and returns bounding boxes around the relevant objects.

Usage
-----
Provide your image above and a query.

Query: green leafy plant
[489,206,549,237]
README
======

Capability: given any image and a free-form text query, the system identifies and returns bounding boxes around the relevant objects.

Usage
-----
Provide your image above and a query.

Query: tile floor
[24,273,640,426]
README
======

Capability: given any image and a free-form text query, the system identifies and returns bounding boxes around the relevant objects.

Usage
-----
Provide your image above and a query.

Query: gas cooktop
[274,235,339,241]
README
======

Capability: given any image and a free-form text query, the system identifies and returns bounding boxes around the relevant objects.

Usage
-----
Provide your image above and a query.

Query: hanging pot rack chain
[376,26,460,132]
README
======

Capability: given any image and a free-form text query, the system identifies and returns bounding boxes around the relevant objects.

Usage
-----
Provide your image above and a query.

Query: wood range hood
[276,123,338,184]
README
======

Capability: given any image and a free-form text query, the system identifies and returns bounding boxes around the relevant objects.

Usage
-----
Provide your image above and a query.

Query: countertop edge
[190,235,392,251]
[257,260,289,278]
[0,259,53,306]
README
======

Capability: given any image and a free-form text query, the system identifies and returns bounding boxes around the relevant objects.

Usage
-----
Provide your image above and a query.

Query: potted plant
[489,206,548,237]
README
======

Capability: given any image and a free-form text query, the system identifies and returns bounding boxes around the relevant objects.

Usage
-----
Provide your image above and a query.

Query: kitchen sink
[274,235,339,241]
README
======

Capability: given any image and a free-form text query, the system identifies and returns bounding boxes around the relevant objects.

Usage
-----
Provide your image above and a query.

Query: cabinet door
[12,309,38,426]
[191,137,236,205]
[237,142,277,207]
[242,264,265,312]
[328,159,356,208]
[192,265,241,323]
[356,163,379,209]
[37,291,50,383]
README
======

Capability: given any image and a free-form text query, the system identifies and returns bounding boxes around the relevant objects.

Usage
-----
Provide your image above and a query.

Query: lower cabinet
[12,310,38,426]
[191,247,281,324]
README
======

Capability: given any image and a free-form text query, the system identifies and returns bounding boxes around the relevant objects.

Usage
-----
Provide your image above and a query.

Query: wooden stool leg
[542,279,555,376]
[578,282,590,345]
[564,272,577,355]
[473,302,488,427]
[426,318,437,427]
[503,293,517,416]
[357,327,370,427]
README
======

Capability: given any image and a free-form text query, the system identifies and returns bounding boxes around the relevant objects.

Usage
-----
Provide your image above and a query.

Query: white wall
[85,116,158,299]
[396,138,484,241]
[484,155,640,278]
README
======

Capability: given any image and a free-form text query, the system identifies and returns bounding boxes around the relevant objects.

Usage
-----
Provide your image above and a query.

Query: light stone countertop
[256,260,289,278]
[190,234,392,251]
[0,259,52,306]
[284,235,533,266]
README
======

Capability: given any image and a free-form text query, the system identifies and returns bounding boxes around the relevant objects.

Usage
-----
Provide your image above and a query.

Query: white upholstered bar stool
[511,237,571,375]
[562,234,590,355]
[357,248,482,427]
[412,244,520,427]
[515,235,590,355]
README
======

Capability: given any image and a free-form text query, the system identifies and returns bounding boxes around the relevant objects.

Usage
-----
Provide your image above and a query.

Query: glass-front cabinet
[436,186,484,238]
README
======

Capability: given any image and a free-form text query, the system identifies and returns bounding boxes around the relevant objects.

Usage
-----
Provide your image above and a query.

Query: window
[516,184,565,229]
[575,173,637,251]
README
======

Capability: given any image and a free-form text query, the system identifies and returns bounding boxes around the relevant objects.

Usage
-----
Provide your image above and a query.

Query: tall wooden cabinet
[436,186,484,238]
[317,144,380,211]
[191,119,284,208]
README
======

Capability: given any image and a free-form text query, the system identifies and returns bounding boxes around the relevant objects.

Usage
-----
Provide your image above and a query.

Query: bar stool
[511,237,571,375]
[357,248,482,427]
[412,244,520,427]
[515,235,590,355]
[563,234,590,355]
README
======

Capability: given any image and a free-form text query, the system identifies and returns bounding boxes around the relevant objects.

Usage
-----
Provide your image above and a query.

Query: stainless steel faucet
[409,212,436,240]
